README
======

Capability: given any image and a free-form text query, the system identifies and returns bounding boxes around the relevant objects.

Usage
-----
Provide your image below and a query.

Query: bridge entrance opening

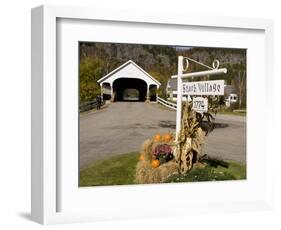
[98,61,161,102]
[122,88,140,101]
[113,78,147,102]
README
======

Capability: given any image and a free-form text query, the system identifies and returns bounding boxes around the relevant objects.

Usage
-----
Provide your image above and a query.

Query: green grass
[79,152,246,187]
[158,102,246,117]
[79,152,139,187]
[217,110,247,117]
[165,161,246,183]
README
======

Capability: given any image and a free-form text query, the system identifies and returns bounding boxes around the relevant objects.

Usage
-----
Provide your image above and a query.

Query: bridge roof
[97,60,161,86]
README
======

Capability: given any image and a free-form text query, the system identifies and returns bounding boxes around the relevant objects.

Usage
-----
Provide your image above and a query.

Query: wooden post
[146,84,150,102]
[110,83,114,102]
[176,56,183,141]
[100,83,103,100]
[156,85,159,103]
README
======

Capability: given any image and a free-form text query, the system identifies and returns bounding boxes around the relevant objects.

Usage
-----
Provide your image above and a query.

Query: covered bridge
[97,60,161,102]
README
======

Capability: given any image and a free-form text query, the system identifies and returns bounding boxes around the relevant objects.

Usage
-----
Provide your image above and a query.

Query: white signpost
[175,56,227,141]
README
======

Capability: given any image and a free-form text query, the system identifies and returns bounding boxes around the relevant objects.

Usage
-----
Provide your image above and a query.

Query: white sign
[182,80,224,95]
[192,97,208,112]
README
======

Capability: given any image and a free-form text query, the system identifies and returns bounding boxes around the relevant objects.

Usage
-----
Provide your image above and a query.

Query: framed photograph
[31,5,274,225]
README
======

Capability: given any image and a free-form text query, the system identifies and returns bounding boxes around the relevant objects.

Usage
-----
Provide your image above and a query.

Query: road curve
[79,102,246,169]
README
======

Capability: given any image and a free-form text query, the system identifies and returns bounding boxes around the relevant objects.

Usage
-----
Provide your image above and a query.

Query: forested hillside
[79,42,178,101]
[79,42,246,107]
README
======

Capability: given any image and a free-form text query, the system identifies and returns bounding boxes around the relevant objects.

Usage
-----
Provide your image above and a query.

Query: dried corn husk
[174,102,205,174]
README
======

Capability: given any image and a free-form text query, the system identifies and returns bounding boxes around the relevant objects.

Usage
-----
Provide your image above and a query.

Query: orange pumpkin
[153,134,162,142]
[162,133,172,142]
[151,159,160,168]
[139,154,145,161]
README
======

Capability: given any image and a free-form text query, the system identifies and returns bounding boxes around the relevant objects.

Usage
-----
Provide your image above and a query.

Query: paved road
[80,102,246,169]
[201,114,246,163]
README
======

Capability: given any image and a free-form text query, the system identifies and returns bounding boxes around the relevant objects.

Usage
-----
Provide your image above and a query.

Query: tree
[233,62,246,109]
[79,57,104,102]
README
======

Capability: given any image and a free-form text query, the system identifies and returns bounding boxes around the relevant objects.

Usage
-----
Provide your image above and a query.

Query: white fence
[157,96,177,110]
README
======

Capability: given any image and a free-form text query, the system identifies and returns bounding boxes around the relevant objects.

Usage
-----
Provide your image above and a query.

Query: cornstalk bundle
[135,102,207,184]
[174,102,205,174]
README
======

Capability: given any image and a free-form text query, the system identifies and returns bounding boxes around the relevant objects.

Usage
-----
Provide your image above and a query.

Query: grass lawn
[217,110,246,117]
[79,152,139,187]
[158,103,246,117]
[79,152,246,187]
[165,161,246,183]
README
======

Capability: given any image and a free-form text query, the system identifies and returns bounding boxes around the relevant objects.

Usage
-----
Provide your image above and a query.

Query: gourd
[151,159,160,168]
[162,133,172,142]
[153,134,162,142]
[139,154,144,161]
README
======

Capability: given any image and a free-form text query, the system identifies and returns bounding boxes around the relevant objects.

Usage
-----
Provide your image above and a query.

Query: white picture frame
[31,5,274,225]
